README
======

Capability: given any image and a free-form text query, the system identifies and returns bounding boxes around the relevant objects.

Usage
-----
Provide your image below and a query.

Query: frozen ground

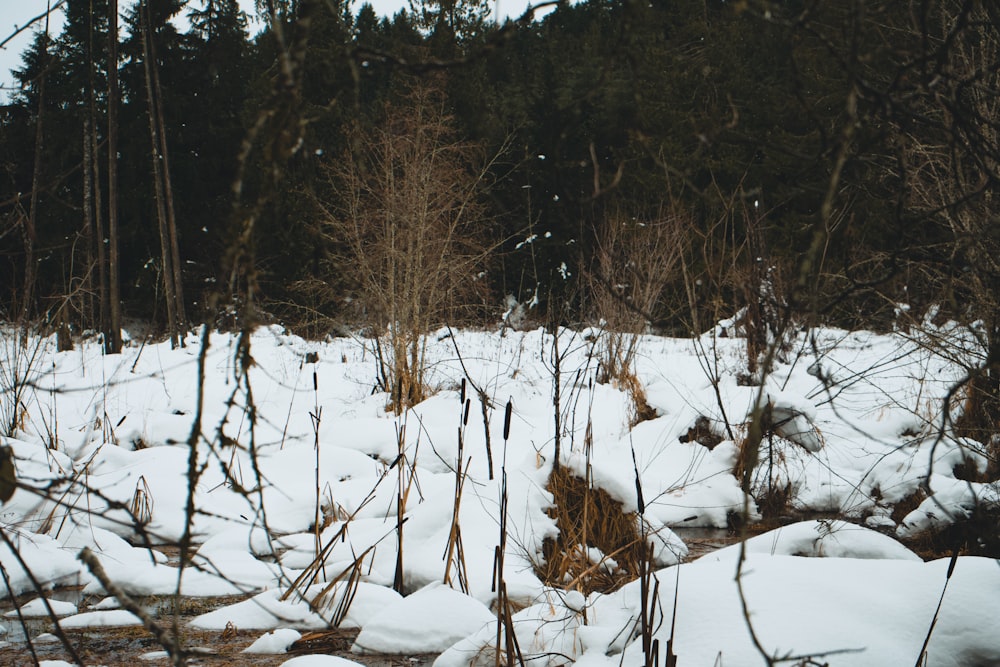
[0,323,998,665]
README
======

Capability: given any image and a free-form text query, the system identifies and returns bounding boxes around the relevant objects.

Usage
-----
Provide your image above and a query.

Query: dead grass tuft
[678,415,724,450]
[130,475,154,526]
[952,455,990,482]
[733,435,755,485]
[733,421,796,519]
[595,346,656,427]
[608,368,656,427]
[890,487,928,525]
[537,467,644,594]
[754,480,793,519]
[288,628,358,655]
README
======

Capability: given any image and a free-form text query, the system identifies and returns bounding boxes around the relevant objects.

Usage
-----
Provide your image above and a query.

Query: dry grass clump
[537,467,644,594]
[733,419,794,519]
[678,415,724,450]
[753,480,793,519]
[288,628,357,655]
[890,487,928,525]
[733,435,756,489]
[598,362,656,427]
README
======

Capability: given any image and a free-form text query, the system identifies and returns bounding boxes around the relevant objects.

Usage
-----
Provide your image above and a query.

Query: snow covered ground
[0,322,998,665]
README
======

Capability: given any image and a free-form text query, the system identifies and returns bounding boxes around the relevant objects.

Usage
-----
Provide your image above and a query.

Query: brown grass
[678,415,724,450]
[733,435,755,486]
[537,467,644,594]
[754,480,793,519]
[890,487,928,525]
[609,369,657,427]
[592,332,655,427]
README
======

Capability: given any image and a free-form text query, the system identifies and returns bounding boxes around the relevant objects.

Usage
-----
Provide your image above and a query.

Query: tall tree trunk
[82,116,94,324]
[91,98,109,342]
[147,11,186,334]
[21,8,50,326]
[107,0,123,353]
[140,0,179,348]
[82,0,99,332]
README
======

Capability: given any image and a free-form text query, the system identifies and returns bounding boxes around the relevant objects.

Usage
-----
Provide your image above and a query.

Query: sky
[0,0,537,99]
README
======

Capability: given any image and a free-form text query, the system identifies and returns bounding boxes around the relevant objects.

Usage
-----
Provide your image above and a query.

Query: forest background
[2,0,1000,369]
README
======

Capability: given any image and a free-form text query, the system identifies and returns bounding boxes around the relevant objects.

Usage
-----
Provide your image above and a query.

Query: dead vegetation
[318,79,498,414]
[588,210,687,427]
[678,415,724,450]
[537,466,645,594]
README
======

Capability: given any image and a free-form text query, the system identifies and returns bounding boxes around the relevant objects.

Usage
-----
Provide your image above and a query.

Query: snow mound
[191,582,402,631]
[60,610,142,628]
[353,582,494,654]
[766,387,823,452]
[435,588,588,667]
[280,656,367,667]
[698,520,921,562]
[437,555,1000,667]
[3,597,77,618]
[0,529,82,598]
[897,478,1000,539]
[243,628,303,654]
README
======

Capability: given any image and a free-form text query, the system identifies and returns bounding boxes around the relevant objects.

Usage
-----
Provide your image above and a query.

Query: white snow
[2,597,77,618]
[699,520,922,562]
[352,582,494,654]
[139,651,169,660]
[280,656,367,667]
[191,582,402,631]
[243,628,302,653]
[59,609,142,628]
[0,323,996,664]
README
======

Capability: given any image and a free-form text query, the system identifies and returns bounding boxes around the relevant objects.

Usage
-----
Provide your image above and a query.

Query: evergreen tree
[409,0,491,47]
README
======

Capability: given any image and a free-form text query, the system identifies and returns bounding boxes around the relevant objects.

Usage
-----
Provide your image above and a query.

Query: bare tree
[84,0,107,336]
[588,207,687,421]
[890,1,1000,472]
[321,80,497,412]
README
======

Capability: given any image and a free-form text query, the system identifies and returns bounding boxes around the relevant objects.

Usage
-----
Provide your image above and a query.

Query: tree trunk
[92,105,108,342]
[744,196,767,382]
[82,0,100,332]
[140,0,179,348]
[147,13,186,335]
[21,12,50,326]
[82,116,94,323]
[107,0,123,353]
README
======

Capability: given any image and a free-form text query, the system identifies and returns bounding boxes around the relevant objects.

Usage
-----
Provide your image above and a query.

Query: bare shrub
[0,331,45,438]
[319,79,498,412]
[588,209,686,423]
